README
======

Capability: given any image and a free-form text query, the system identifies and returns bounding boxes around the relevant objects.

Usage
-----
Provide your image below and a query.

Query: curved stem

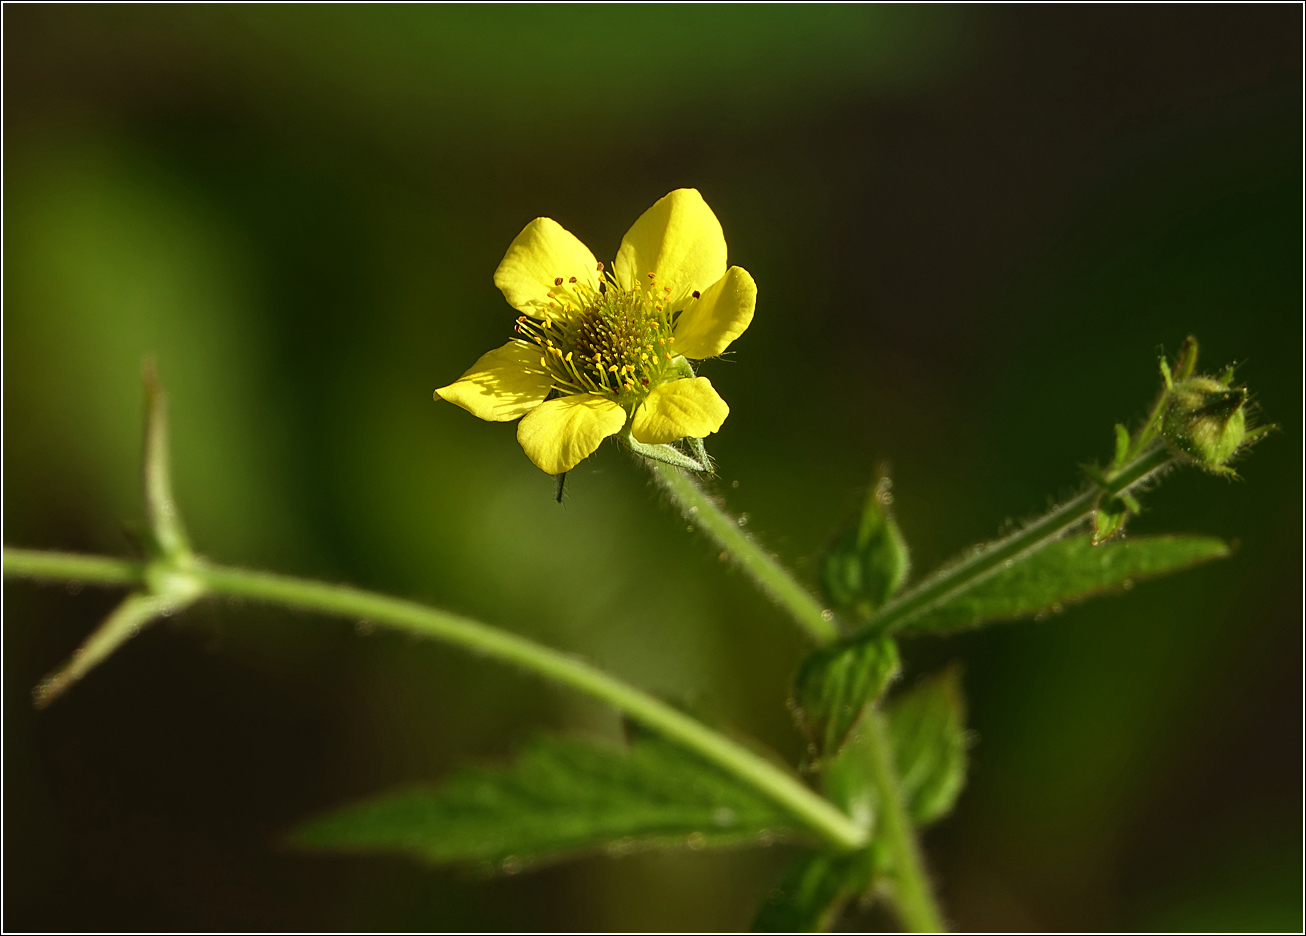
[3,547,867,852]
[648,463,841,644]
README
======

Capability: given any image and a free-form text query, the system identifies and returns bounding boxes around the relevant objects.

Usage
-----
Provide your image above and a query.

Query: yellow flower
[434,189,757,475]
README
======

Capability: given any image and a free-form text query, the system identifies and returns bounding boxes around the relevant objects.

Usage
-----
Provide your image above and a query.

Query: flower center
[515,272,677,409]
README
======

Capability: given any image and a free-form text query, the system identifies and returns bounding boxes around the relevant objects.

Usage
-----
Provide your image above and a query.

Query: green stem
[646,462,944,932]
[3,549,146,586]
[864,710,946,933]
[648,463,841,644]
[3,547,867,852]
[142,362,192,560]
[34,591,188,708]
[862,443,1175,639]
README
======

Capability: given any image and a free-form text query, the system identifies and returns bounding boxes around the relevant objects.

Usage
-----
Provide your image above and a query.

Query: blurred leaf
[898,535,1230,635]
[820,476,911,620]
[792,637,900,765]
[887,668,968,826]
[293,734,795,870]
[752,848,873,932]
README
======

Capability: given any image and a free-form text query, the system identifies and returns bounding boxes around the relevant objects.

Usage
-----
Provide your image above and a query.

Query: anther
[692,290,700,299]
[596,261,604,272]
[647,272,656,279]
[554,277,563,286]
[664,286,671,293]
[569,276,577,284]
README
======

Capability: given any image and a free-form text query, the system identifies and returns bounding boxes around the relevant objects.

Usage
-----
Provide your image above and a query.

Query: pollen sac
[1160,376,1248,473]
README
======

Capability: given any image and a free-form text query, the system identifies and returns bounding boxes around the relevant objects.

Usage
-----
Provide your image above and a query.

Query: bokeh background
[4,6,1300,931]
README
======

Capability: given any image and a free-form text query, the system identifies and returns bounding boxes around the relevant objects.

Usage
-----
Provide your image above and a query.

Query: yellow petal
[516,393,627,475]
[434,340,552,422]
[614,189,727,308]
[631,377,729,445]
[672,266,756,359]
[493,217,600,318]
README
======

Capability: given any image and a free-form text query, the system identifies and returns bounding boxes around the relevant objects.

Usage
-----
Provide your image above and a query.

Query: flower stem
[3,547,867,853]
[862,442,1175,639]
[863,709,947,933]
[648,463,841,644]
[645,462,945,931]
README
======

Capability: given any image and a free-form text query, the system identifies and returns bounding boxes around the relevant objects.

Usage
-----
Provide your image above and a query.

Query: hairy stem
[34,591,190,708]
[648,463,841,644]
[646,463,944,931]
[3,547,866,852]
[864,710,946,933]
[863,443,1175,639]
[4,550,146,586]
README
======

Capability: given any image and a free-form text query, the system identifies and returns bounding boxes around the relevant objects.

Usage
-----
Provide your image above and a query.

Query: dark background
[4,6,1300,931]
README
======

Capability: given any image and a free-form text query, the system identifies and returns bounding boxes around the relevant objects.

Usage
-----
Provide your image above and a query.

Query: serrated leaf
[887,668,968,825]
[820,477,911,619]
[753,848,873,932]
[793,637,900,764]
[898,534,1229,635]
[292,735,795,871]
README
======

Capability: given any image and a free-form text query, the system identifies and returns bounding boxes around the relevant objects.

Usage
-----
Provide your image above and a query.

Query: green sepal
[622,430,710,472]
[820,476,911,620]
[752,848,875,932]
[1172,335,1199,382]
[1092,501,1129,545]
[792,637,900,765]
[1110,423,1130,470]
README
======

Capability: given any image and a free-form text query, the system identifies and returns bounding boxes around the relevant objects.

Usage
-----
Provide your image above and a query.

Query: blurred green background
[4,6,1300,931]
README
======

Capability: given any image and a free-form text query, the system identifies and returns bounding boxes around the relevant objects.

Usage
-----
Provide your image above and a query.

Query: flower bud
[1161,377,1248,472]
[820,476,910,620]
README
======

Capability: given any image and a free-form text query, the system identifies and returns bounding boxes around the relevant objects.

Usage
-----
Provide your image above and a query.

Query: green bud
[820,476,911,619]
[1161,376,1248,473]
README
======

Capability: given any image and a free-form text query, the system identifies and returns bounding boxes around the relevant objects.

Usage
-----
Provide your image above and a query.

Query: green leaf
[792,637,900,765]
[292,734,795,871]
[887,668,968,825]
[820,476,911,620]
[898,534,1230,635]
[753,848,873,932]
